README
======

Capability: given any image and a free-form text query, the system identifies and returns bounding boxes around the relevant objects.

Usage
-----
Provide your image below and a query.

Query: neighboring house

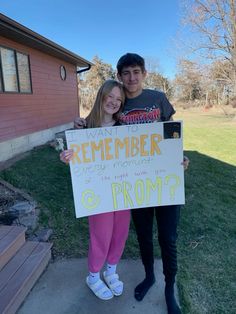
[0,13,92,162]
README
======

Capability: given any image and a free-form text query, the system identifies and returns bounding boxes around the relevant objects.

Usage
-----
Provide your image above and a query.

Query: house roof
[0,13,92,68]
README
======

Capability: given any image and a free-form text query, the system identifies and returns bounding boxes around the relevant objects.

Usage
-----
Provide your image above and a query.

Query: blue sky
[0,0,183,79]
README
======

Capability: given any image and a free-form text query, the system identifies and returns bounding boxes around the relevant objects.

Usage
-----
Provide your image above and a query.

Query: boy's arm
[74,117,86,129]
[168,112,189,170]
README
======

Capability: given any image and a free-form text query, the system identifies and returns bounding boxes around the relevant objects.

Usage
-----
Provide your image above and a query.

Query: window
[16,52,32,92]
[1,47,18,92]
[60,65,66,81]
[0,46,32,93]
[0,68,2,92]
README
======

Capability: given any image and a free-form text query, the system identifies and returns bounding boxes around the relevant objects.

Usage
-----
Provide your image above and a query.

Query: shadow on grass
[178,150,236,314]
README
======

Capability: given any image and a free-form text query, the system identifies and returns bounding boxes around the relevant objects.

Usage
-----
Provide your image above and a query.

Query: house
[0,13,92,162]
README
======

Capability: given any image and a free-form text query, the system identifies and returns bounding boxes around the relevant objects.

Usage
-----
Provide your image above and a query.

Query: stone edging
[0,178,35,202]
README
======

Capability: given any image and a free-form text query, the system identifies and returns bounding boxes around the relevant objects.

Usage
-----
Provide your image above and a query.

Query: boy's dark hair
[116,53,146,75]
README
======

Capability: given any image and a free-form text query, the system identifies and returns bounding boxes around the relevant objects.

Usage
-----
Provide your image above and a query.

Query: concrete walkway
[18,258,180,314]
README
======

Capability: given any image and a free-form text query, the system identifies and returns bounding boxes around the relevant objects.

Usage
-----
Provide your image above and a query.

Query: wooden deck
[0,226,26,271]
[0,225,52,314]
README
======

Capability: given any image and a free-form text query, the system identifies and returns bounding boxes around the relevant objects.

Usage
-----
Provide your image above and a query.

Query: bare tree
[145,56,160,73]
[144,72,173,98]
[78,56,115,113]
[174,59,204,103]
[143,56,173,98]
[181,0,236,96]
[208,59,235,104]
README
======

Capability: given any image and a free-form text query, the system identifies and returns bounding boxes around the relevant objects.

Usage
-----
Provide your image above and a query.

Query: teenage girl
[60,80,130,300]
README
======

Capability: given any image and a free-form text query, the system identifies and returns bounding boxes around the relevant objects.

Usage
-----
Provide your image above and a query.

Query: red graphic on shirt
[119,108,161,124]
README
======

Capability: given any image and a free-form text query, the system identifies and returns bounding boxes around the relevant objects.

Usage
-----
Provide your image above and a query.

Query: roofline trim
[0,13,92,67]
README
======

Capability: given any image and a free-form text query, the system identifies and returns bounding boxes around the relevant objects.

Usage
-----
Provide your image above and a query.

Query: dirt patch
[0,179,53,244]
[0,179,38,228]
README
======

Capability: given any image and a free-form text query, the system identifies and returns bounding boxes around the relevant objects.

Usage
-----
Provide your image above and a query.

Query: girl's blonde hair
[86,80,125,128]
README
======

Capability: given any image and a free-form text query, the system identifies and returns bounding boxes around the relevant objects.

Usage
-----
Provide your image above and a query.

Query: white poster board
[65,121,185,218]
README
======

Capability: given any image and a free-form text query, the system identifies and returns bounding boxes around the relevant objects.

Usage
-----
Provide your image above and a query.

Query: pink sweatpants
[88,210,130,273]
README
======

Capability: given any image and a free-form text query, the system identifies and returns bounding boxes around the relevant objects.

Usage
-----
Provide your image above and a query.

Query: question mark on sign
[165,175,180,200]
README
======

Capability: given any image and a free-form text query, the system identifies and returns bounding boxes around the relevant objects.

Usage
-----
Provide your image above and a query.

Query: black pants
[132,205,180,284]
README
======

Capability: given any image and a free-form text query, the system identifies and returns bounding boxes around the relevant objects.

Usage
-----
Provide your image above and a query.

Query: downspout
[76,64,91,116]
[77,64,91,74]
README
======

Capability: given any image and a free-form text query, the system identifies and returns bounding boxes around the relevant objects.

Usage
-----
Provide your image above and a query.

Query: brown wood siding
[0,36,79,142]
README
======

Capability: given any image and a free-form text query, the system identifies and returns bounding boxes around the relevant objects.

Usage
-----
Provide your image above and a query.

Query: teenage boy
[116,53,183,314]
[75,53,188,314]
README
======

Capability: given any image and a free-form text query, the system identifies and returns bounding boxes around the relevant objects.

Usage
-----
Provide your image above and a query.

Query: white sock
[106,263,117,275]
[105,263,123,295]
[88,271,100,284]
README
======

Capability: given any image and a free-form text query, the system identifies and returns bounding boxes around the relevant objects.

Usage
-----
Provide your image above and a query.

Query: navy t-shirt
[119,89,175,125]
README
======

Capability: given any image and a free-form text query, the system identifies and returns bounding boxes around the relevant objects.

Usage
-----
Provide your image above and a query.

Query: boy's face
[117,65,146,98]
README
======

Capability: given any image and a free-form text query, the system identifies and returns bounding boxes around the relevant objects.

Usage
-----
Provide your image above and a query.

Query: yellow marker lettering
[134,179,145,205]
[140,134,149,156]
[123,182,134,207]
[131,137,139,157]
[81,189,100,209]
[91,140,105,161]
[146,177,162,205]
[111,183,122,210]
[81,142,91,163]
[150,134,162,155]
[115,137,130,158]
[104,138,113,160]
[165,174,180,200]
[70,144,81,164]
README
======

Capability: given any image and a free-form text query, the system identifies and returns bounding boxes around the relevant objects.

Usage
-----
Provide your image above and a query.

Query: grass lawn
[1,109,236,313]
[175,109,236,314]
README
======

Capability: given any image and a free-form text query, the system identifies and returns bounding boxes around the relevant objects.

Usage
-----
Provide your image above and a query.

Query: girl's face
[103,86,122,115]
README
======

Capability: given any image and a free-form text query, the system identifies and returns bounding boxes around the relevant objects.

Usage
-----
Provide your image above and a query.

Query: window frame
[0,57,3,92]
[0,45,33,94]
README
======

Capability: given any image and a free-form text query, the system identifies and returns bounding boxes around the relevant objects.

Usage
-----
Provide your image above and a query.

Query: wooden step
[0,241,52,314]
[0,226,26,271]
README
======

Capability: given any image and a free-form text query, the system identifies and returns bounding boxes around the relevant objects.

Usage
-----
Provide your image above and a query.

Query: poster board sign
[65,121,185,218]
